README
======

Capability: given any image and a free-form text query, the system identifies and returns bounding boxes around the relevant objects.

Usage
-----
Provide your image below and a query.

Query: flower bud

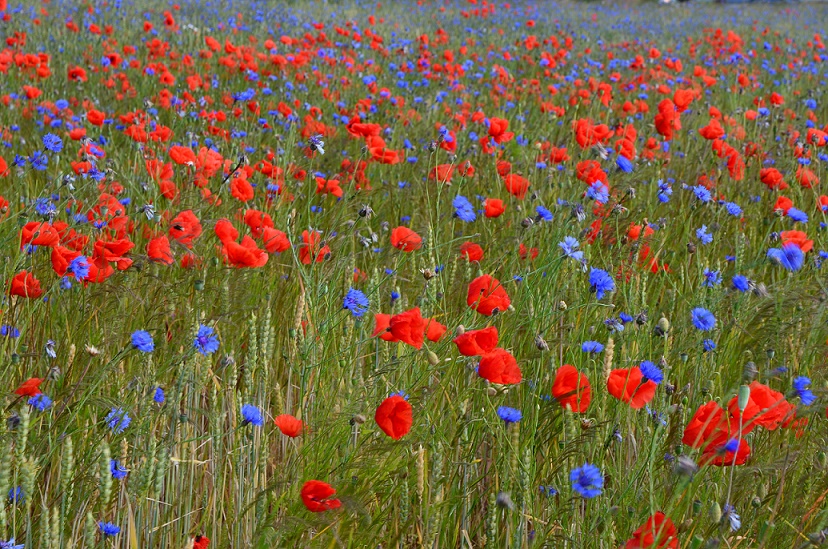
[738,385,751,412]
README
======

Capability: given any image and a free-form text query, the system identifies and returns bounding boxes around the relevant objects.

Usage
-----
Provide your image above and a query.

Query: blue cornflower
[722,504,741,531]
[538,485,558,497]
[793,376,816,406]
[42,133,63,153]
[604,317,624,333]
[639,360,663,384]
[691,308,716,331]
[67,256,90,281]
[153,387,165,404]
[570,463,603,498]
[692,185,712,203]
[34,198,55,217]
[535,205,553,222]
[0,326,20,338]
[703,339,716,352]
[194,325,219,355]
[0,538,24,549]
[105,408,132,434]
[787,207,808,223]
[619,312,634,324]
[390,291,400,302]
[28,394,52,411]
[767,243,804,271]
[30,150,48,171]
[731,275,750,292]
[581,341,604,353]
[99,522,120,537]
[559,236,584,262]
[8,487,23,505]
[131,330,154,353]
[696,225,713,245]
[616,155,633,173]
[724,202,742,216]
[241,404,264,426]
[110,460,128,480]
[497,406,522,424]
[453,195,476,222]
[657,180,672,203]
[588,268,615,299]
[343,288,369,317]
[702,268,722,287]
[587,181,609,204]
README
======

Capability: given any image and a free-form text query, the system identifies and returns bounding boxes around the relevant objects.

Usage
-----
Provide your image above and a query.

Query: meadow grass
[0,0,828,547]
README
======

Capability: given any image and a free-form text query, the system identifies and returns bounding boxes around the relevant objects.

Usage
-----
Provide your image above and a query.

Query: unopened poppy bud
[686,242,696,254]
[818,451,827,468]
[486,387,498,397]
[751,497,761,508]
[742,362,757,382]
[427,351,439,366]
[737,385,751,412]
[709,501,722,524]
[521,217,534,228]
[455,325,465,336]
[10,353,19,365]
[680,519,693,532]
[692,500,702,515]
[351,414,366,425]
[757,483,767,499]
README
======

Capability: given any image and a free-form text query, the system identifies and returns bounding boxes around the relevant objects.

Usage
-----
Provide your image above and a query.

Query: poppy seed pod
[737,385,751,412]
[709,502,722,524]
[655,316,670,336]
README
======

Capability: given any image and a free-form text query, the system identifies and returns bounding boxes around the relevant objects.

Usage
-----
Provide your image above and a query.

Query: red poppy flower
[214,219,239,244]
[9,271,43,299]
[15,377,43,397]
[700,438,751,467]
[169,210,203,248]
[371,313,399,342]
[299,230,330,264]
[552,365,591,413]
[300,480,342,512]
[478,348,521,385]
[779,230,813,253]
[193,535,210,549]
[760,167,788,190]
[484,199,505,218]
[315,177,343,198]
[262,227,290,254]
[389,308,426,349]
[274,414,304,437]
[375,394,413,440]
[453,326,498,356]
[459,242,483,262]
[20,222,60,248]
[467,275,510,316]
[169,145,196,165]
[147,235,174,265]
[625,512,678,549]
[425,318,447,343]
[607,368,657,409]
[503,173,530,199]
[390,226,422,252]
[682,401,728,449]
[726,381,793,434]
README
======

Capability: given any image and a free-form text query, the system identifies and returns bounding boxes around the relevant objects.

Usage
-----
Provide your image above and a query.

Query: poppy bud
[427,351,439,366]
[692,500,702,515]
[751,497,761,508]
[737,385,751,412]
[757,483,767,498]
[680,519,693,532]
[350,414,366,425]
[521,217,534,228]
[10,353,19,364]
[709,502,722,524]
[818,451,827,468]
[455,325,465,336]
[486,387,498,397]
[687,242,696,254]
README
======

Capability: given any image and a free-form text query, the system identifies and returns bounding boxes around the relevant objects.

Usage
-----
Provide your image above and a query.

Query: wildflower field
[3,0,828,546]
